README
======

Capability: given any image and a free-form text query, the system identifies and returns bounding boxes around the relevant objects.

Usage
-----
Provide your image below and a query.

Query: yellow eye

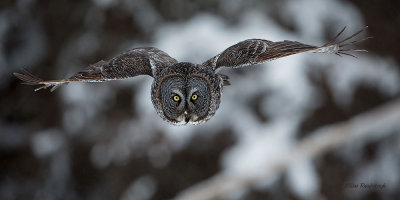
[191,94,198,100]
[173,95,180,102]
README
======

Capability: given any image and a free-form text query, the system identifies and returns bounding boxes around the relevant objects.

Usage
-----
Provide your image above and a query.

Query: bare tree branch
[174,98,400,200]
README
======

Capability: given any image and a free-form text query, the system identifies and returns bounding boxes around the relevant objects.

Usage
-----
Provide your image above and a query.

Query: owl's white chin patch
[174,113,200,125]
[174,116,187,125]
[176,114,185,123]
[190,114,199,122]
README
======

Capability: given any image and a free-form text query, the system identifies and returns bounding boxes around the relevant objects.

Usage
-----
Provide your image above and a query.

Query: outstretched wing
[13,47,178,91]
[202,26,370,71]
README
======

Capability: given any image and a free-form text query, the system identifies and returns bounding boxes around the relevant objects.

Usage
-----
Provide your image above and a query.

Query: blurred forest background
[1,0,400,200]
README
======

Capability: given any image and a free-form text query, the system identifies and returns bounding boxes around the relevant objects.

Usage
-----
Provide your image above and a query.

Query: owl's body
[14,27,369,125]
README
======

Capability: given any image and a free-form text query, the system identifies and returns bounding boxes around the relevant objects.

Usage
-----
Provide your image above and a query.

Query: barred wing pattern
[13,47,177,91]
[203,26,369,70]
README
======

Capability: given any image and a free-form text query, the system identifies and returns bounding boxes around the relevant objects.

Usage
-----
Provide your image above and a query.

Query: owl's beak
[184,115,191,123]
[183,110,191,123]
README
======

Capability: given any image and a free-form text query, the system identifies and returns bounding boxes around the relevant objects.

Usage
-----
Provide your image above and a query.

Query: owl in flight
[14,26,369,125]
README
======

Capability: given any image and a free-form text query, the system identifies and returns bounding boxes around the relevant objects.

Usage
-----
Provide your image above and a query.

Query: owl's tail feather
[314,26,371,58]
[13,69,68,92]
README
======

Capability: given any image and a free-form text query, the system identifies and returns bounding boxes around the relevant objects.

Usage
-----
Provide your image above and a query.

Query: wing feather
[13,47,177,91]
[202,26,369,70]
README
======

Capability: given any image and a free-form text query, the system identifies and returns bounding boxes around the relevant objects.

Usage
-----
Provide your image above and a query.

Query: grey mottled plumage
[13,26,370,125]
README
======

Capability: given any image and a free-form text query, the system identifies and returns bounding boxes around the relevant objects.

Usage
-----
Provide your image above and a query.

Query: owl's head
[151,63,222,125]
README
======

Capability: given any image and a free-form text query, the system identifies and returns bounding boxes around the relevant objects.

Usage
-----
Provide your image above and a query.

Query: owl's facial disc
[160,75,211,125]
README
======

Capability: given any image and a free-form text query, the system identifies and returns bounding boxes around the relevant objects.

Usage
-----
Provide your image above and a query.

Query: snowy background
[1,0,400,199]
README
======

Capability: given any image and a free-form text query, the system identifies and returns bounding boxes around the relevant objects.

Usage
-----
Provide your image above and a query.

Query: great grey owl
[14,26,369,125]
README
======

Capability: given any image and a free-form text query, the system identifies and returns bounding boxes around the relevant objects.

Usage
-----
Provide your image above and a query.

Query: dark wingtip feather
[13,68,55,91]
[13,68,69,92]
[326,26,347,45]
[13,69,43,85]
[335,26,369,45]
